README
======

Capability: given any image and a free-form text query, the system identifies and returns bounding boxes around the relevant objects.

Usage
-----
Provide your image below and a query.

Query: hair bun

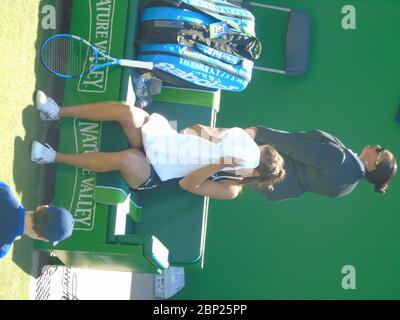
[374,184,387,194]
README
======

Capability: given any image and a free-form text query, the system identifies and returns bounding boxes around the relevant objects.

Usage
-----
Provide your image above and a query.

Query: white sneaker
[36,90,60,121]
[31,141,56,164]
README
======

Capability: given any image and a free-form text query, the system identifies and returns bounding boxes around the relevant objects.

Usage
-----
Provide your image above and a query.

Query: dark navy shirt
[0,181,25,259]
[347,149,366,177]
[254,127,366,201]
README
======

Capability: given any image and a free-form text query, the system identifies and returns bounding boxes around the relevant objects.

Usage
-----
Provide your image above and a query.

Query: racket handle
[119,59,153,70]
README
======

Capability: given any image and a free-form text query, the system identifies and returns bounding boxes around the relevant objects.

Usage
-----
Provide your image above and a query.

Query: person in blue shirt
[0,181,74,259]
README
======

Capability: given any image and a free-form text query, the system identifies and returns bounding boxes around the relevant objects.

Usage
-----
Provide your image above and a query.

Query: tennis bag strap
[139,20,259,61]
[142,0,255,32]
[140,0,261,61]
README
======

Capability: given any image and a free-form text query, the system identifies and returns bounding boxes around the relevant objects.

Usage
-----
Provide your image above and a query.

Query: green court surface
[177,0,400,299]
[0,0,48,300]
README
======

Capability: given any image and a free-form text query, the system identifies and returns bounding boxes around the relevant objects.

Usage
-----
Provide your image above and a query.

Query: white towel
[141,113,260,181]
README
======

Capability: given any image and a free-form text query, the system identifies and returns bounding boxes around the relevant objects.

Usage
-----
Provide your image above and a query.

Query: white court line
[253,66,286,74]
[249,2,291,12]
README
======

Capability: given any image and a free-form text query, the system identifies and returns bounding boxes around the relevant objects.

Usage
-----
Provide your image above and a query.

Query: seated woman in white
[31,91,285,200]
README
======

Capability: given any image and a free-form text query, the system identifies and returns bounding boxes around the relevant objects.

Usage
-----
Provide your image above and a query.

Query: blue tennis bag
[137,0,262,92]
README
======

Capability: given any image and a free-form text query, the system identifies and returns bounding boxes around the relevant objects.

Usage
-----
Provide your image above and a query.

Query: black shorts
[137,164,162,191]
[137,165,182,191]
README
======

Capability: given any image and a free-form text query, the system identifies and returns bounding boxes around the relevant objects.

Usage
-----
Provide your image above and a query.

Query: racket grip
[119,59,153,70]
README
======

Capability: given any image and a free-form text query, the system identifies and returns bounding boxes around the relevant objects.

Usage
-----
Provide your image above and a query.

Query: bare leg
[55,149,151,189]
[182,124,228,142]
[59,102,149,149]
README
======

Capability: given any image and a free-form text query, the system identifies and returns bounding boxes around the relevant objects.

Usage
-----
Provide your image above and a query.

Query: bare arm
[183,125,257,143]
[181,179,243,200]
[179,158,242,200]
[244,127,257,139]
[181,124,229,142]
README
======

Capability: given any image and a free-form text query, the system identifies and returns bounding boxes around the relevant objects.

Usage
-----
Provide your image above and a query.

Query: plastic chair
[247,2,311,76]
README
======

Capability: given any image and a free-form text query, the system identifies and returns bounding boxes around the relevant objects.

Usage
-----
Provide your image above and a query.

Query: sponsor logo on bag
[155,62,241,91]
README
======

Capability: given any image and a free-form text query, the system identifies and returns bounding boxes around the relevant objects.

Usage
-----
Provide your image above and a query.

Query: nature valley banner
[54,0,129,233]
[67,120,102,230]
[78,0,116,93]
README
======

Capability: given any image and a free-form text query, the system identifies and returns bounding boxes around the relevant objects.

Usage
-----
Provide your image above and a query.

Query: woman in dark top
[250,125,397,201]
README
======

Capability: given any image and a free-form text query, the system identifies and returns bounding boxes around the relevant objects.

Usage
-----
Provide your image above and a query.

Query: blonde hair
[239,145,285,190]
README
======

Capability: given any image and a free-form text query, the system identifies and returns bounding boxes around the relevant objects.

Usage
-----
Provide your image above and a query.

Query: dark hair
[32,206,74,243]
[32,209,52,237]
[239,144,286,190]
[365,156,397,194]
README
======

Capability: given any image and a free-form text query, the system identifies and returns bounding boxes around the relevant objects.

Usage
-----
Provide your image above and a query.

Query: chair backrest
[285,10,311,76]
[249,2,312,76]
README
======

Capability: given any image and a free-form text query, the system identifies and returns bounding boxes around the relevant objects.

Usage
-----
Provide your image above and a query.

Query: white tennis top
[141,113,260,181]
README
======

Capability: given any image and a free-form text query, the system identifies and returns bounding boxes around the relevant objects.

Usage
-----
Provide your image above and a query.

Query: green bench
[34,0,220,273]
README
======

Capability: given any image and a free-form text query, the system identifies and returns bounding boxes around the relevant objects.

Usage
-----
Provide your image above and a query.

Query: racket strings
[43,37,92,77]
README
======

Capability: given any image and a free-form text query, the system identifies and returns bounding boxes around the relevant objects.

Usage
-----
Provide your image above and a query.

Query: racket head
[41,34,97,78]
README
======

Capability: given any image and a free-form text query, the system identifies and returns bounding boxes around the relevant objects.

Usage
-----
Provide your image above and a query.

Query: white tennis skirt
[141,113,260,181]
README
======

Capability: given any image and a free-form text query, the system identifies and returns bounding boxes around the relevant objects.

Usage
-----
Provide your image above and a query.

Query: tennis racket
[41,34,153,78]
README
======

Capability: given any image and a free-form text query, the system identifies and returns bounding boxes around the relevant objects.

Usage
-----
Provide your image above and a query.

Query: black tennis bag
[137,0,262,91]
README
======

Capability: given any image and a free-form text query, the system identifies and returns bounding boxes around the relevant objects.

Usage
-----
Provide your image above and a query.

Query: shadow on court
[12,106,42,276]
[10,0,56,276]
